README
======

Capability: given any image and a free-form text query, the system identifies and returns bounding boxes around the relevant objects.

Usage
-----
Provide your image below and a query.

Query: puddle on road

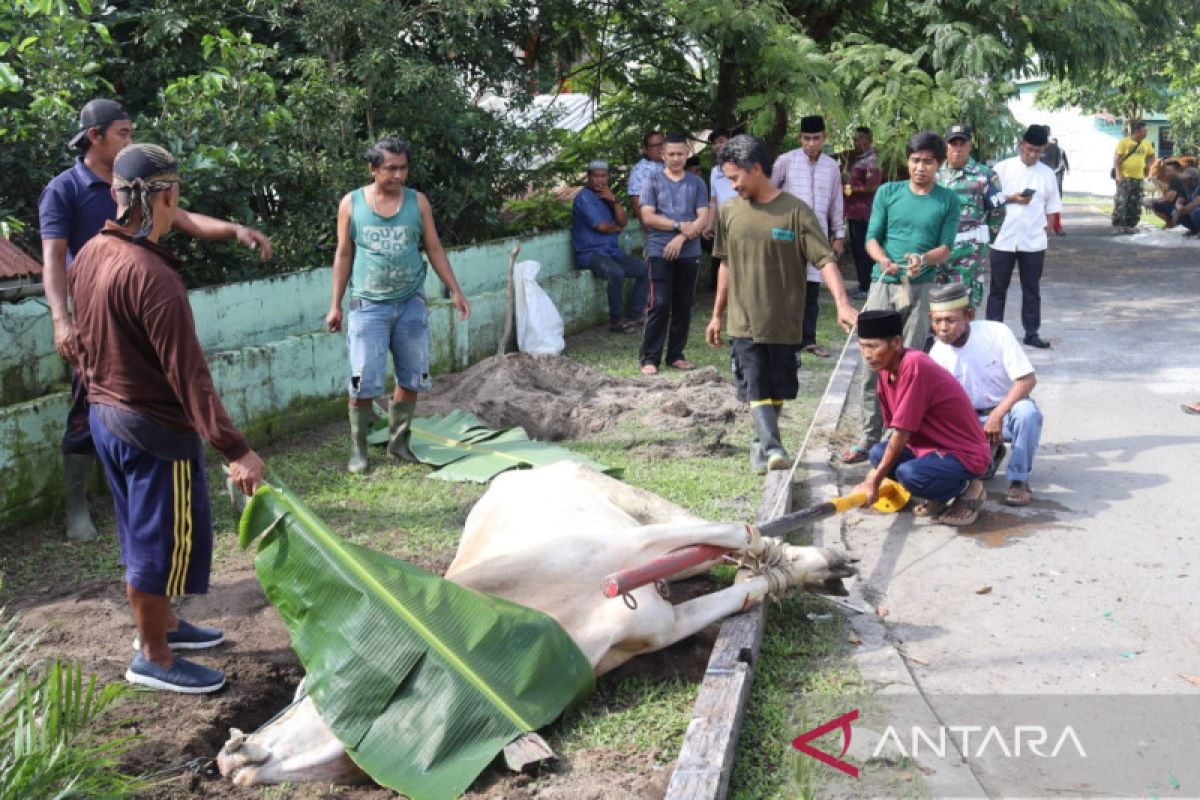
[958,496,1077,548]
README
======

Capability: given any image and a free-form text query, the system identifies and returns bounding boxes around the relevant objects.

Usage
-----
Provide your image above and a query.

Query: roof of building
[0,238,42,280]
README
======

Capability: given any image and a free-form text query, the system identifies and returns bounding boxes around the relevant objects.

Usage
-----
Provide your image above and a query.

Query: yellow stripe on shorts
[167,461,193,596]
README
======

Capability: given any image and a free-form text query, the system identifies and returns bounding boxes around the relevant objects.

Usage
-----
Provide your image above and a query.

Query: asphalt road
[828,207,1200,798]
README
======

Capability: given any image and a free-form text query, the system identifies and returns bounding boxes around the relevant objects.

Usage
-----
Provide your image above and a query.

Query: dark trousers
[848,218,872,292]
[641,256,699,367]
[63,368,95,456]
[801,280,820,346]
[986,249,1045,337]
[586,252,650,322]
[869,443,978,502]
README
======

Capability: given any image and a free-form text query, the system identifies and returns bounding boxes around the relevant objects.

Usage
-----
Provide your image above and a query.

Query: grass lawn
[0,270,863,798]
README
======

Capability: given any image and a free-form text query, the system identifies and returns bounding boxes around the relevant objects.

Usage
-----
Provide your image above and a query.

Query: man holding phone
[986,125,1062,349]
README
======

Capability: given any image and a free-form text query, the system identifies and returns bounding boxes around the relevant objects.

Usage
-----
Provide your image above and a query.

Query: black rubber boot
[751,405,790,471]
[387,400,419,463]
[63,454,98,541]
[347,406,373,474]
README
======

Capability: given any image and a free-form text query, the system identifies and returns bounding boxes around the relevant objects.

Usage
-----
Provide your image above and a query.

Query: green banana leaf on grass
[240,482,595,799]
[368,409,616,482]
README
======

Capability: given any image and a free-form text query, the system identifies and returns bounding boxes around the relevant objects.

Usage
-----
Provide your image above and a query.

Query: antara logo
[792,710,1088,779]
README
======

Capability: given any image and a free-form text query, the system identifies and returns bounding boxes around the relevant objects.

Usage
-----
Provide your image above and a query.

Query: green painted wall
[0,229,619,527]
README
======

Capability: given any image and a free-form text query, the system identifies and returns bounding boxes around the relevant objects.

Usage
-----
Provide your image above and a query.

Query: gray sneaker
[126,652,225,694]
[132,619,224,651]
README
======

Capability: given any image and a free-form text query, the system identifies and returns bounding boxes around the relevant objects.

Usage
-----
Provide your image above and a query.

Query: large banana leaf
[239,483,595,799]
[369,409,615,483]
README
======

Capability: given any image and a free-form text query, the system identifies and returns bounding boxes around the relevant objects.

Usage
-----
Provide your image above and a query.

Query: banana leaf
[239,483,595,799]
[369,409,615,483]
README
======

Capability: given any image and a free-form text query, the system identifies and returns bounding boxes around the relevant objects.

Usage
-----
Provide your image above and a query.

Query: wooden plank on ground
[664,469,793,800]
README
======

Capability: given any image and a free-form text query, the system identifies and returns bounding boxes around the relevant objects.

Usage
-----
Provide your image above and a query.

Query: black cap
[1022,124,1049,147]
[945,122,972,142]
[858,310,904,340]
[799,115,825,134]
[69,99,131,150]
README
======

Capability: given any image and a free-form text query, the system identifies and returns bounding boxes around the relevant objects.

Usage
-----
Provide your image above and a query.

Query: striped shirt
[770,150,843,281]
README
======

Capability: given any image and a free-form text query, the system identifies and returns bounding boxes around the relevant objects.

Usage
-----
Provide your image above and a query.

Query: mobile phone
[1020,188,1036,197]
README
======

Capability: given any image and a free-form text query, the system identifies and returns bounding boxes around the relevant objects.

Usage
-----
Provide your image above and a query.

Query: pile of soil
[419,353,743,441]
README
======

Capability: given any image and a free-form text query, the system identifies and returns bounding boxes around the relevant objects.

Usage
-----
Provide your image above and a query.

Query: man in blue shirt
[38,98,273,541]
[571,161,649,333]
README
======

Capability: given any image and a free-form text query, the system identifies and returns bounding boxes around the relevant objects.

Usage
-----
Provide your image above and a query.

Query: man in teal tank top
[326,137,471,473]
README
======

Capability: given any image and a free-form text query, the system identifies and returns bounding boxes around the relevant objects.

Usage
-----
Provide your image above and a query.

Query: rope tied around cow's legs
[735,538,792,599]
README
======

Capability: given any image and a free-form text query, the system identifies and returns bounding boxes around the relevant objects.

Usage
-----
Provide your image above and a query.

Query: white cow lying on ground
[218,461,855,787]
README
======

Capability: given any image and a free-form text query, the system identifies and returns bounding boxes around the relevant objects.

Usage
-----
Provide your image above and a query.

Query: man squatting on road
[70,144,267,694]
[39,98,271,542]
[927,282,1043,507]
[326,136,471,474]
[706,134,857,474]
[853,309,990,526]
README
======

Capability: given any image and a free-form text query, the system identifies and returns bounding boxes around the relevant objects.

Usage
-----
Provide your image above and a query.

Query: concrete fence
[0,228,624,527]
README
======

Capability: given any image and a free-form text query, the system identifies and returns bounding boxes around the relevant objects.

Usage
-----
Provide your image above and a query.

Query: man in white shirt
[929,283,1043,506]
[987,124,1062,349]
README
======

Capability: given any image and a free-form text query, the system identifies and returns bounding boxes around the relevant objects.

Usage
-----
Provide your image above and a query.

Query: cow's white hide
[219,462,854,786]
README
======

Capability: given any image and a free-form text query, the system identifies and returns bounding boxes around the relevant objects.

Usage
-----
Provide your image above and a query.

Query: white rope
[735,538,792,597]
[767,327,857,520]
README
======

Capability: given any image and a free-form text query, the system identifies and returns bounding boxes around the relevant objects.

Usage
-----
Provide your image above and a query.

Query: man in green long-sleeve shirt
[841,131,959,464]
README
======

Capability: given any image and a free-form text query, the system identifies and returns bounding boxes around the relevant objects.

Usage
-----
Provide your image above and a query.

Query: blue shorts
[89,407,213,596]
[346,295,432,399]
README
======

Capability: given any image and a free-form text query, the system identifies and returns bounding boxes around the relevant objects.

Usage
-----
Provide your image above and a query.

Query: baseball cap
[944,122,972,142]
[69,99,131,150]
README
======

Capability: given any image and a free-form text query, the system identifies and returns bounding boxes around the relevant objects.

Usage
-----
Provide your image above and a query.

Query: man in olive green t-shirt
[708,134,857,473]
[842,131,960,464]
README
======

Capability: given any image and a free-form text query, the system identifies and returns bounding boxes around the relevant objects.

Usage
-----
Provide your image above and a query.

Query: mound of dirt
[419,353,743,441]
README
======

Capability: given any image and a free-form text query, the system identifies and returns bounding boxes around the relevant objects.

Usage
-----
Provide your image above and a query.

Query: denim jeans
[346,294,431,398]
[585,252,650,322]
[981,398,1043,482]
[869,442,980,501]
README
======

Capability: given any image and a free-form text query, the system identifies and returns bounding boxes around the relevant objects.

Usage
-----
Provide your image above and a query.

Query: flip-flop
[640,364,658,375]
[1182,403,1200,416]
[668,359,695,371]
[1004,482,1033,507]
[840,444,870,464]
[802,344,831,358]
[912,498,947,518]
[936,480,986,527]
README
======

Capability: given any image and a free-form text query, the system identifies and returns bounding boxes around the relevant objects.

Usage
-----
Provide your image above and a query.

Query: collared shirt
[37,157,117,264]
[710,164,737,208]
[571,186,623,267]
[844,147,882,221]
[770,150,843,281]
[991,158,1063,253]
[937,157,1006,241]
[627,157,663,198]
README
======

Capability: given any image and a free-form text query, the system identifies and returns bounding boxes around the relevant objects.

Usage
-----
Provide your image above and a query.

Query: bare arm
[639,204,681,232]
[817,259,858,331]
[705,260,730,347]
[866,238,900,276]
[41,238,76,362]
[418,193,470,320]
[173,209,273,260]
[325,195,354,333]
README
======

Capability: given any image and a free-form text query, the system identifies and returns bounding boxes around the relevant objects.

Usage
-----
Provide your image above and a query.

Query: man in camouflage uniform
[936,122,1004,307]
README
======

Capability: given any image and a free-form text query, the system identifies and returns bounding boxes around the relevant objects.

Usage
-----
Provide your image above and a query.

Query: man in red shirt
[851,310,990,526]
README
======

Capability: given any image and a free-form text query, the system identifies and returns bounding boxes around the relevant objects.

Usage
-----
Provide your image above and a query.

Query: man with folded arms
[70,143,266,693]
[853,309,990,526]
[928,283,1043,506]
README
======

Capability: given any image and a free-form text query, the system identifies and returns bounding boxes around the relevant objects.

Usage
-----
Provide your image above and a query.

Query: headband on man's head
[112,144,180,242]
[928,282,971,312]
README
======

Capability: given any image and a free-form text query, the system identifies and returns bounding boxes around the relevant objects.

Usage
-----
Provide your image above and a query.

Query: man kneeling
[853,310,990,526]
[927,283,1043,506]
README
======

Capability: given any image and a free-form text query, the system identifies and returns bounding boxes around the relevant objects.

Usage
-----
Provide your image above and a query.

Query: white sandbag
[514,260,565,355]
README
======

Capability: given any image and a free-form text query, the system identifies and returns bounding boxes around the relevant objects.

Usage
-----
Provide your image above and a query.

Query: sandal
[640,364,658,375]
[912,498,947,518]
[840,444,870,464]
[668,359,695,371]
[608,321,634,334]
[1004,481,1033,507]
[935,480,986,527]
[802,344,831,358]
[1182,402,1200,416]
